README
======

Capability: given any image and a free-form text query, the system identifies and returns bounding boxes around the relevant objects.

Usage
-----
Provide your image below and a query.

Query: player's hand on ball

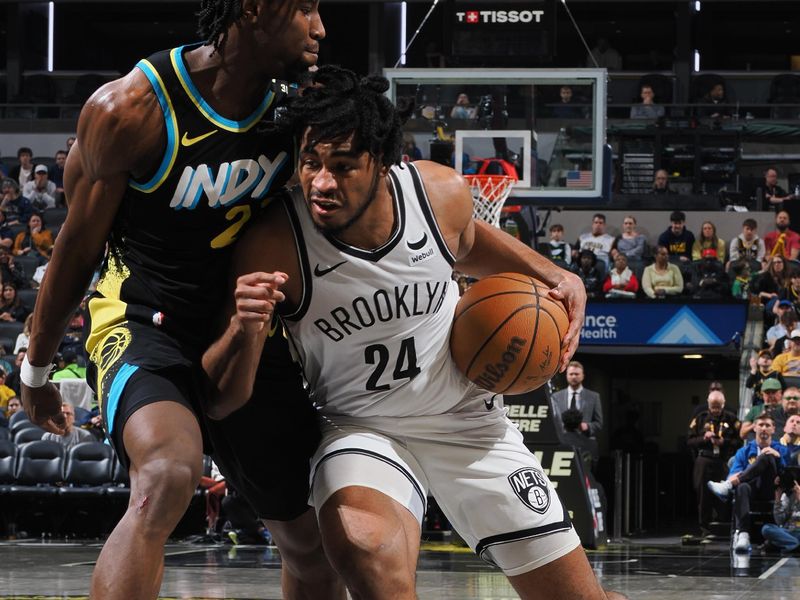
[547,271,586,372]
[234,271,288,334]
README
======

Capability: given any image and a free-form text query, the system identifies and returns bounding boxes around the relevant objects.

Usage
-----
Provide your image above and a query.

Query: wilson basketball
[450,273,569,395]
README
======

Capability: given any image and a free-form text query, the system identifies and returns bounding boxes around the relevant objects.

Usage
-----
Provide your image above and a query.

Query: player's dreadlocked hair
[281,65,414,168]
[197,0,243,54]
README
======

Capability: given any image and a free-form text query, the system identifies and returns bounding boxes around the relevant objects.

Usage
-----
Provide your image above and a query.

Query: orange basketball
[450,273,569,395]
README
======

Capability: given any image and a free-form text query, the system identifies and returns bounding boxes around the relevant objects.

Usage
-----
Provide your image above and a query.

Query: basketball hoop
[465,174,517,228]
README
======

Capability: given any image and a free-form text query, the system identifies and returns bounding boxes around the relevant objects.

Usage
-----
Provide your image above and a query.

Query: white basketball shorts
[309,409,581,575]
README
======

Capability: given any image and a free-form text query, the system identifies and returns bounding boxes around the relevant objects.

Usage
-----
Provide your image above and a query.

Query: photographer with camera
[761,466,800,553]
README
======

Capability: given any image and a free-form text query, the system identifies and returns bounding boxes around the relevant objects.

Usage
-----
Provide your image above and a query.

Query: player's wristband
[20,355,54,388]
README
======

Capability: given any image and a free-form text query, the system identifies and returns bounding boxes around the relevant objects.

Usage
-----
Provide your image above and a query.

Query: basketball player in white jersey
[204,66,624,600]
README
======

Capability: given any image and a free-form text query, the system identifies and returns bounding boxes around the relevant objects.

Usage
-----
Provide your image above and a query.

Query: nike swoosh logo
[267,321,279,338]
[407,233,428,250]
[314,261,347,277]
[181,129,218,147]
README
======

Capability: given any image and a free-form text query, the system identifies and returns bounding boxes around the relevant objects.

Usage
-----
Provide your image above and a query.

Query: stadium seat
[17,288,37,314]
[60,442,114,497]
[10,417,35,437]
[0,321,24,341]
[10,440,64,492]
[13,426,45,444]
[14,255,41,281]
[8,410,29,428]
[0,439,15,492]
[0,427,10,441]
[0,337,15,355]
[44,207,68,229]
[106,456,130,503]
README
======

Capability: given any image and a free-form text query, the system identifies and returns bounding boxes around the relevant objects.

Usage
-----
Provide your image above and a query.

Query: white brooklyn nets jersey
[280,162,489,418]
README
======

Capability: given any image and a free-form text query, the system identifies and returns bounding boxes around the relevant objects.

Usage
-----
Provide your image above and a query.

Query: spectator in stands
[603,253,639,299]
[449,93,476,120]
[747,349,785,407]
[0,284,28,323]
[761,467,800,553]
[546,223,571,267]
[728,218,765,271]
[49,150,67,204]
[650,169,677,195]
[752,256,789,311]
[687,389,740,537]
[7,147,34,188]
[13,213,54,261]
[611,215,646,271]
[741,379,784,440]
[0,247,26,291]
[5,396,21,418]
[764,211,800,261]
[772,329,800,380]
[771,387,800,437]
[763,168,795,214]
[689,249,728,299]
[0,209,13,252]
[772,314,799,358]
[642,245,684,298]
[51,349,86,381]
[574,213,615,269]
[13,314,32,354]
[768,306,797,352]
[572,249,603,299]
[630,84,665,120]
[6,348,25,395]
[551,85,584,119]
[708,413,791,552]
[779,415,800,461]
[587,37,622,70]
[22,165,57,211]
[401,135,422,162]
[41,401,94,451]
[692,221,726,263]
[560,408,599,473]
[0,178,33,226]
[0,368,17,412]
[731,261,753,300]
[65,136,76,153]
[698,83,732,119]
[658,211,695,268]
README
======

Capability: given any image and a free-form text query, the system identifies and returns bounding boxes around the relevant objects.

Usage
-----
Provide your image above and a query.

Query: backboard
[384,68,610,205]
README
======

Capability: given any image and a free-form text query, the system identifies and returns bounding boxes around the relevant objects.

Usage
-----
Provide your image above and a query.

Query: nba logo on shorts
[508,467,551,514]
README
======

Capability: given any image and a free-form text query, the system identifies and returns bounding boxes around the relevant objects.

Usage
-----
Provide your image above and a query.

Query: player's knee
[321,517,413,593]
[129,458,200,532]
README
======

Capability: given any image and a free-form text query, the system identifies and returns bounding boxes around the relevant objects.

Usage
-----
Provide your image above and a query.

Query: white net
[466,175,517,227]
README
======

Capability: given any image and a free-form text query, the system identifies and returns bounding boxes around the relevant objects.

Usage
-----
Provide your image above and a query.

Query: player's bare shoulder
[77,69,165,180]
[410,160,474,250]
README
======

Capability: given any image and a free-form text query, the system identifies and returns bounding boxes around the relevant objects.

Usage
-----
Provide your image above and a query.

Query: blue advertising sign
[579,302,747,346]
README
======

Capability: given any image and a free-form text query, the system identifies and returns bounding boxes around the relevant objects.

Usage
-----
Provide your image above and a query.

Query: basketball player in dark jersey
[21,2,343,599]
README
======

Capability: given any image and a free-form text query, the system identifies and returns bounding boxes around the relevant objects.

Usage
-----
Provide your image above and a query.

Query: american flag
[566,170,593,189]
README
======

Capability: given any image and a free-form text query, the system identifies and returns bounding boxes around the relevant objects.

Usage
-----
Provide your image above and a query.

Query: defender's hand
[548,271,587,372]
[234,271,287,334]
[21,382,66,435]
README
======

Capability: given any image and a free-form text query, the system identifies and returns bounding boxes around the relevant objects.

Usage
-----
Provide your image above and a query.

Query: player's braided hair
[281,65,414,168]
[197,0,243,54]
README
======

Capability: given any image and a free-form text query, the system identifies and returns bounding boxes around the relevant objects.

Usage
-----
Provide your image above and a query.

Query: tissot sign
[451,2,554,61]
[455,9,545,24]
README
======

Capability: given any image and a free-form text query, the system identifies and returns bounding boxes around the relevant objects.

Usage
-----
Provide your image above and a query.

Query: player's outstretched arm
[23,72,162,433]
[413,161,586,372]
[203,203,302,420]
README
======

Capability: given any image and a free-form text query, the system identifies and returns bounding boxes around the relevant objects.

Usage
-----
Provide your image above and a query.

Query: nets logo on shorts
[508,467,551,514]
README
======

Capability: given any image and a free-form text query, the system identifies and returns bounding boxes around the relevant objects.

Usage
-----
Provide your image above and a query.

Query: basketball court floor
[0,537,797,599]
